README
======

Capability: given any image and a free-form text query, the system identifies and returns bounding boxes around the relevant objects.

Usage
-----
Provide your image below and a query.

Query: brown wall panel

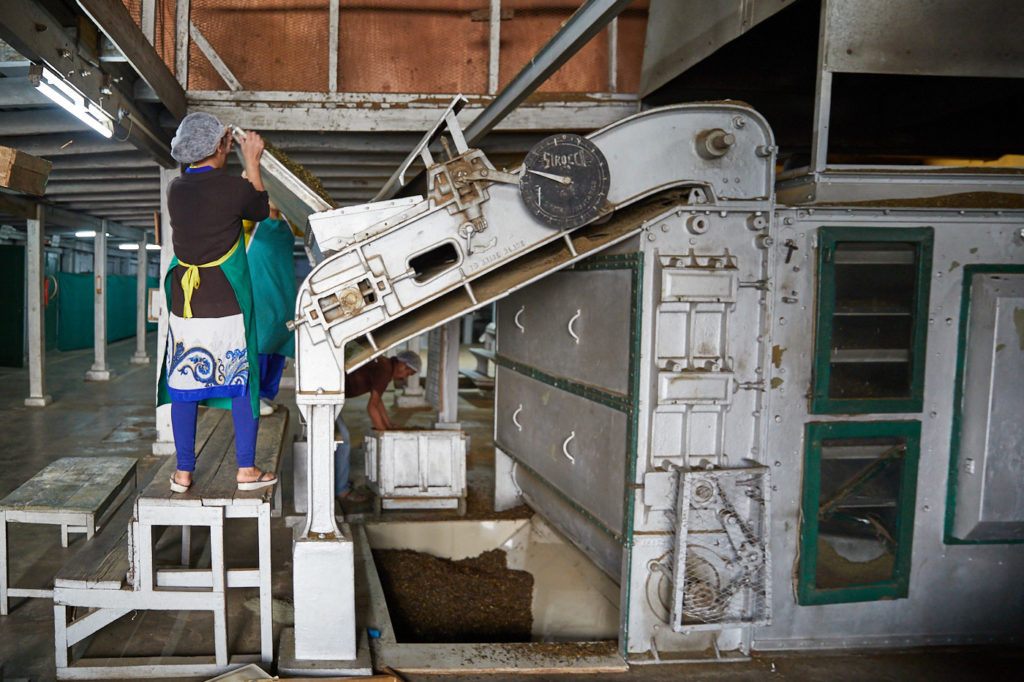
[336,1,489,93]
[147,1,646,95]
[189,1,331,91]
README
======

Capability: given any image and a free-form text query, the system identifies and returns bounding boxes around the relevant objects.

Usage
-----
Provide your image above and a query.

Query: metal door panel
[496,366,628,533]
[497,270,634,396]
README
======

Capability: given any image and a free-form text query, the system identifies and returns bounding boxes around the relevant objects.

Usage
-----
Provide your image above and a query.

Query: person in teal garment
[246,201,297,415]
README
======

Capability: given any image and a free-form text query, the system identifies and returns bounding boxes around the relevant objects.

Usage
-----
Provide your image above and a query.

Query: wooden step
[459,368,495,389]
[53,459,165,591]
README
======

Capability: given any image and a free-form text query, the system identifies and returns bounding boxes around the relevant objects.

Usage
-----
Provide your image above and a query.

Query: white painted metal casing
[364,429,468,511]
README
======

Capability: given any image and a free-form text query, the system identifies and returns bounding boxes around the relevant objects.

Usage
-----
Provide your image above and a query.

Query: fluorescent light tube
[33,67,114,139]
[118,243,139,251]
[75,230,97,238]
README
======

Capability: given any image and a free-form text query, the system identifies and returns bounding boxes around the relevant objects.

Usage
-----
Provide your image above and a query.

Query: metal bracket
[567,309,581,344]
[562,432,576,463]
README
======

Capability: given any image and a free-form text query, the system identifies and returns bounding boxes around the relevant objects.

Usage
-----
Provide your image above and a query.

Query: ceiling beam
[190,94,638,133]
[74,0,187,120]
[0,77,52,106]
[0,0,174,167]
[0,191,143,237]
[63,200,159,210]
[0,108,92,135]
[45,180,160,194]
[47,153,156,169]
[464,0,633,145]
[51,191,160,202]
[49,167,160,181]
[0,134,137,157]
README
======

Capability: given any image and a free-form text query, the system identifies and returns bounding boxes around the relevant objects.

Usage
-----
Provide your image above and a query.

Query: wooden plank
[0,457,137,513]
[0,145,52,195]
[137,407,286,505]
[74,0,187,119]
[56,458,163,588]
[241,408,289,503]
[140,409,232,502]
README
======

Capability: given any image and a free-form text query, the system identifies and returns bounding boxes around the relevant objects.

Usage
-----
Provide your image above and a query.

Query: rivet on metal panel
[747,214,768,231]
[732,116,746,128]
[784,217,794,225]
[756,234,774,249]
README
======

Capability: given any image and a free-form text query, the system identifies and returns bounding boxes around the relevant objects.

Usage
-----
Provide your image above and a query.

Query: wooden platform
[140,405,287,509]
[53,406,289,680]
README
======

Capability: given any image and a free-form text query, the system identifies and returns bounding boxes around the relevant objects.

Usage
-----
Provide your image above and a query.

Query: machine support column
[302,403,341,538]
[131,239,151,364]
[292,400,355,661]
[85,222,112,381]
[24,204,51,407]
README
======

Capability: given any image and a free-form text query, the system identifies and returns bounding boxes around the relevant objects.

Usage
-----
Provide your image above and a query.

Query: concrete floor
[1,335,1022,681]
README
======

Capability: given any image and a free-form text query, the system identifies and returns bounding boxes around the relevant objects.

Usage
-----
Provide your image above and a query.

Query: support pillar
[130,239,150,364]
[292,402,356,661]
[394,334,428,407]
[434,318,460,430]
[154,167,176,455]
[85,222,112,381]
[24,204,51,407]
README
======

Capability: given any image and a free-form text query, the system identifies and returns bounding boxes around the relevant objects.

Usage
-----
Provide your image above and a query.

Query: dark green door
[45,251,58,351]
[0,245,25,367]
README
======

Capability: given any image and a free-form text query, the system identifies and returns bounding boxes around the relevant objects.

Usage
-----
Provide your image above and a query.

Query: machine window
[798,421,920,605]
[811,227,933,414]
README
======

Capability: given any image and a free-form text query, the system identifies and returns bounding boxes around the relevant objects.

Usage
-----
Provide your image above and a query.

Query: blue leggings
[171,396,258,472]
[258,353,287,400]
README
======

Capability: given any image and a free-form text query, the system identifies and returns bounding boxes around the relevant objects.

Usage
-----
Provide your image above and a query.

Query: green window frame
[798,420,921,605]
[811,227,934,414]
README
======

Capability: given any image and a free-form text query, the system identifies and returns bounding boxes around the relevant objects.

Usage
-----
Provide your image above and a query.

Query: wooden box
[0,145,51,196]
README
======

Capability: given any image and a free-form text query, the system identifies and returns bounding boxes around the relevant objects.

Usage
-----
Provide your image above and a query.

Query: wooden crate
[0,145,51,196]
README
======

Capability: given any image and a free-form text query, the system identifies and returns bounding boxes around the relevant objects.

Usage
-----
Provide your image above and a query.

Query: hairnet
[170,112,226,164]
[394,350,422,374]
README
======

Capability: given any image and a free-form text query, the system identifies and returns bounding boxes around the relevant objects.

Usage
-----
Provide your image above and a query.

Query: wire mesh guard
[670,466,771,631]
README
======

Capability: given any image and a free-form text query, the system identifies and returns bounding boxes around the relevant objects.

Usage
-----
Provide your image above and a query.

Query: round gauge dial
[519,133,610,230]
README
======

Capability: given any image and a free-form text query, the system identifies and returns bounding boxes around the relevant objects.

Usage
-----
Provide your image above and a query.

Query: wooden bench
[52,406,289,680]
[459,347,496,389]
[0,456,137,615]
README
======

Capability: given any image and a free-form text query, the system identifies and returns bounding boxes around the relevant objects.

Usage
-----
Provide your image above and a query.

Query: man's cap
[170,112,226,164]
[394,350,422,373]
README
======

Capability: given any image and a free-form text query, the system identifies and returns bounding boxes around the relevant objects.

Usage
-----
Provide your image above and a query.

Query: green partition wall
[56,273,158,351]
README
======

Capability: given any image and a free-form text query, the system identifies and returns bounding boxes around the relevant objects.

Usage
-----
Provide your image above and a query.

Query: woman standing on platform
[158,112,278,493]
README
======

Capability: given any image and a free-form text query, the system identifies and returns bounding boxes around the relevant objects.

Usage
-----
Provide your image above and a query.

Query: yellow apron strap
[178,237,241,319]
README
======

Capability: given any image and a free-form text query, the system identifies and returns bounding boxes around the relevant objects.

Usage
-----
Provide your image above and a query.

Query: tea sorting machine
[287,94,1024,665]
[286,97,777,662]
